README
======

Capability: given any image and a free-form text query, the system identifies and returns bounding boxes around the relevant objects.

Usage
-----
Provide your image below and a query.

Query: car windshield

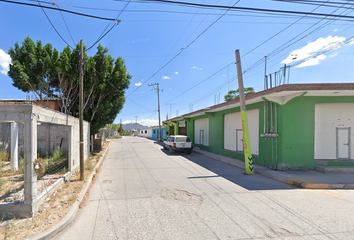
[175,136,187,142]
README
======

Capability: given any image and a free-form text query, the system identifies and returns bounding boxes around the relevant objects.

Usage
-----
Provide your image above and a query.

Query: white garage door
[194,118,209,146]
[315,103,354,160]
[224,109,259,155]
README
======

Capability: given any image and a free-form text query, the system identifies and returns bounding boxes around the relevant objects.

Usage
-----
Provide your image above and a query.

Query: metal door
[336,127,351,159]
[200,130,204,145]
[236,129,244,152]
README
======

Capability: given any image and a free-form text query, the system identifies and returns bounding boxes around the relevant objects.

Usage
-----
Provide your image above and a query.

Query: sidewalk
[192,148,354,189]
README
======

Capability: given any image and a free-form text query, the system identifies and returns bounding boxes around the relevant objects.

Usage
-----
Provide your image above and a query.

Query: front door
[236,129,243,152]
[200,130,204,145]
[337,127,351,159]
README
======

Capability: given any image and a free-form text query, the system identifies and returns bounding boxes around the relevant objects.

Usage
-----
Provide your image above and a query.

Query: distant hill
[122,123,151,131]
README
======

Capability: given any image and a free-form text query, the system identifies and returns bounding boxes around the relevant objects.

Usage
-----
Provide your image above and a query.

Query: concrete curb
[29,142,111,240]
[193,149,354,190]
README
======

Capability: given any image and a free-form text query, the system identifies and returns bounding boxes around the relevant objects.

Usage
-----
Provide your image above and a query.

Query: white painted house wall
[194,118,209,146]
[315,103,354,160]
[140,129,152,138]
[224,109,259,155]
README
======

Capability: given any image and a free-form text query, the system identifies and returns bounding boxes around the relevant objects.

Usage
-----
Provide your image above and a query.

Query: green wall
[278,95,354,170]
[171,95,354,170]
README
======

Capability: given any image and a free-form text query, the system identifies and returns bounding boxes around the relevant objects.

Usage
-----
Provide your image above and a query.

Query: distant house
[140,129,152,138]
[150,126,168,141]
[163,83,354,170]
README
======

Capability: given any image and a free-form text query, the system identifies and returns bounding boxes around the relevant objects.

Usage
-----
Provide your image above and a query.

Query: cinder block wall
[0,123,70,158]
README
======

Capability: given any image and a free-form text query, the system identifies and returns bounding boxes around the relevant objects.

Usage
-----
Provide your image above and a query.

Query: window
[175,136,187,142]
[153,130,156,134]
[186,137,192,142]
[145,130,147,134]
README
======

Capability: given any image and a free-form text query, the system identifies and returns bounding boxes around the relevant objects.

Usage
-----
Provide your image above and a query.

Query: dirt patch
[0,142,110,240]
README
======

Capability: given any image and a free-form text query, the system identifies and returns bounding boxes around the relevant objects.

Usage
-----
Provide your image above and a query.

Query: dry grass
[0,142,110,240]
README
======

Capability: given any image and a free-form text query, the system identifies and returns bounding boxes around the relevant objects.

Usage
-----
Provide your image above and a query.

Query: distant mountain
[122,123,151,131]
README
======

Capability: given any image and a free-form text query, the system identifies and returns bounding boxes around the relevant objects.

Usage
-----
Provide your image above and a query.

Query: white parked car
[163,135,193,154]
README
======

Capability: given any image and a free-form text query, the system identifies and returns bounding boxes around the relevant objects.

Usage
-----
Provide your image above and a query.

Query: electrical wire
[36,0,74,49]
[87,0,130,53]
[0,0,118,21]
[115,0,354,21]
[125,0,241,98]
[53,2,76,46]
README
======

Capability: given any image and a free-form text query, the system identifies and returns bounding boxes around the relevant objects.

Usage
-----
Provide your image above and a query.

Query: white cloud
[162,76,170,79]
[221,74,226,77]
[174,71,179,75]
[0,48,11,75]
[282,36,346,67]
[123,119,159,127]
[191,66,203,70]
[139,119,158,127]
[296,55,326,68]
[135,82,142,86]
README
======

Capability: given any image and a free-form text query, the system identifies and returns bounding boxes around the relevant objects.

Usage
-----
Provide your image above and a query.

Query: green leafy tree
[8,36,59,106]
[224,87,255,102]
[8,37,131,134]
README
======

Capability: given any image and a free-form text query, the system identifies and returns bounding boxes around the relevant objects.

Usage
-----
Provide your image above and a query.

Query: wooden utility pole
[149,83,163,141]
[235,49,254,175]
[120,119,122,136]
[79,39,84,181]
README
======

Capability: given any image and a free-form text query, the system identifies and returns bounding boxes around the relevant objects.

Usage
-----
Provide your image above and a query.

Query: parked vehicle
[163,135,193,154]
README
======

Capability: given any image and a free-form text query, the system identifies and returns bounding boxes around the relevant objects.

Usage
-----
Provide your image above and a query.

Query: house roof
[163,83,354,123]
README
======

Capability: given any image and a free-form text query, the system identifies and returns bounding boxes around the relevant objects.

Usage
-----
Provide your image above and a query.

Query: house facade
[151,126,168,140]
[163,84,354,170]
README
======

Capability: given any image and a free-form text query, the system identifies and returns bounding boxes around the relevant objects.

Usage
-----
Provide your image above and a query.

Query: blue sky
[1,0,354,127]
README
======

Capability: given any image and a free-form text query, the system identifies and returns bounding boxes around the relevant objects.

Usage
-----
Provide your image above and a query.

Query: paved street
[54,137,354,240]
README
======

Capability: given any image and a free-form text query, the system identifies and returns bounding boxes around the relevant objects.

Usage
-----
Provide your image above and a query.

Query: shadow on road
[154,141,293,191]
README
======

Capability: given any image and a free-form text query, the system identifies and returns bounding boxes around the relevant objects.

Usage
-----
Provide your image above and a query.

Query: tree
[8,37,131,134]
[8,36,59,106]
[224,87,255,102]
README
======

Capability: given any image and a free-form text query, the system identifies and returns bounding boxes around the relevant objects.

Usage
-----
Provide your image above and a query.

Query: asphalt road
[54,136,354,240]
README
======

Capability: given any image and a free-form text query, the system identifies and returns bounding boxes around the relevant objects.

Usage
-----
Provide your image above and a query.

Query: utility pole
[79,39,84,181]
[149,83,163,141]
[120,119,122,136]
[264,55,267,90]
[235,49,254,175]
[135,116,138,132]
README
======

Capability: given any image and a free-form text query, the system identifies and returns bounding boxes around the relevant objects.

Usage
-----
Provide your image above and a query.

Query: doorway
[336,127,351,160]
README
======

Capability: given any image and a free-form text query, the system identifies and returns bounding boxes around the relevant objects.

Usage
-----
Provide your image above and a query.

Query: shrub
[0,151,9,161]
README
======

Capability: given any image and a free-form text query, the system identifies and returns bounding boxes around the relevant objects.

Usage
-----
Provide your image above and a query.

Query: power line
[87,0,130,53]
[53,2,76,46]
[125,0,241,98]
[0,0,119,21]
[128,0,354,20]
[36,0,74,49]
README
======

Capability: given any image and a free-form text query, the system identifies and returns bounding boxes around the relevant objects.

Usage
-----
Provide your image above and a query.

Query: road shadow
[154,141,293,191]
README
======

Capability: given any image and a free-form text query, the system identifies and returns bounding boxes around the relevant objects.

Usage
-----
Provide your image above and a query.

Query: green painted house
[163,83,354,170]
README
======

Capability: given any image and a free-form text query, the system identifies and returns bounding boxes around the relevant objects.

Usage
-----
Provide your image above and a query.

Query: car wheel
[187,149,192,154]
[169,146,174,153]
[163,143,167,150]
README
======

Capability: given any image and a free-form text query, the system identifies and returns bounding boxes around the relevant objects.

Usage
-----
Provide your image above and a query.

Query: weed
[0,151,9,162]
[86,161,93,170]
[61,167,67,173]
[0,178,3,189]
[18,157,24,174]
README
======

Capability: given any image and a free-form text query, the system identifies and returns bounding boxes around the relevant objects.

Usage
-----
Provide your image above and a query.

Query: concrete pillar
[91,135,94,153]
[11,122,19,171]
[68,126,73,172]
[24,113,37,206]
